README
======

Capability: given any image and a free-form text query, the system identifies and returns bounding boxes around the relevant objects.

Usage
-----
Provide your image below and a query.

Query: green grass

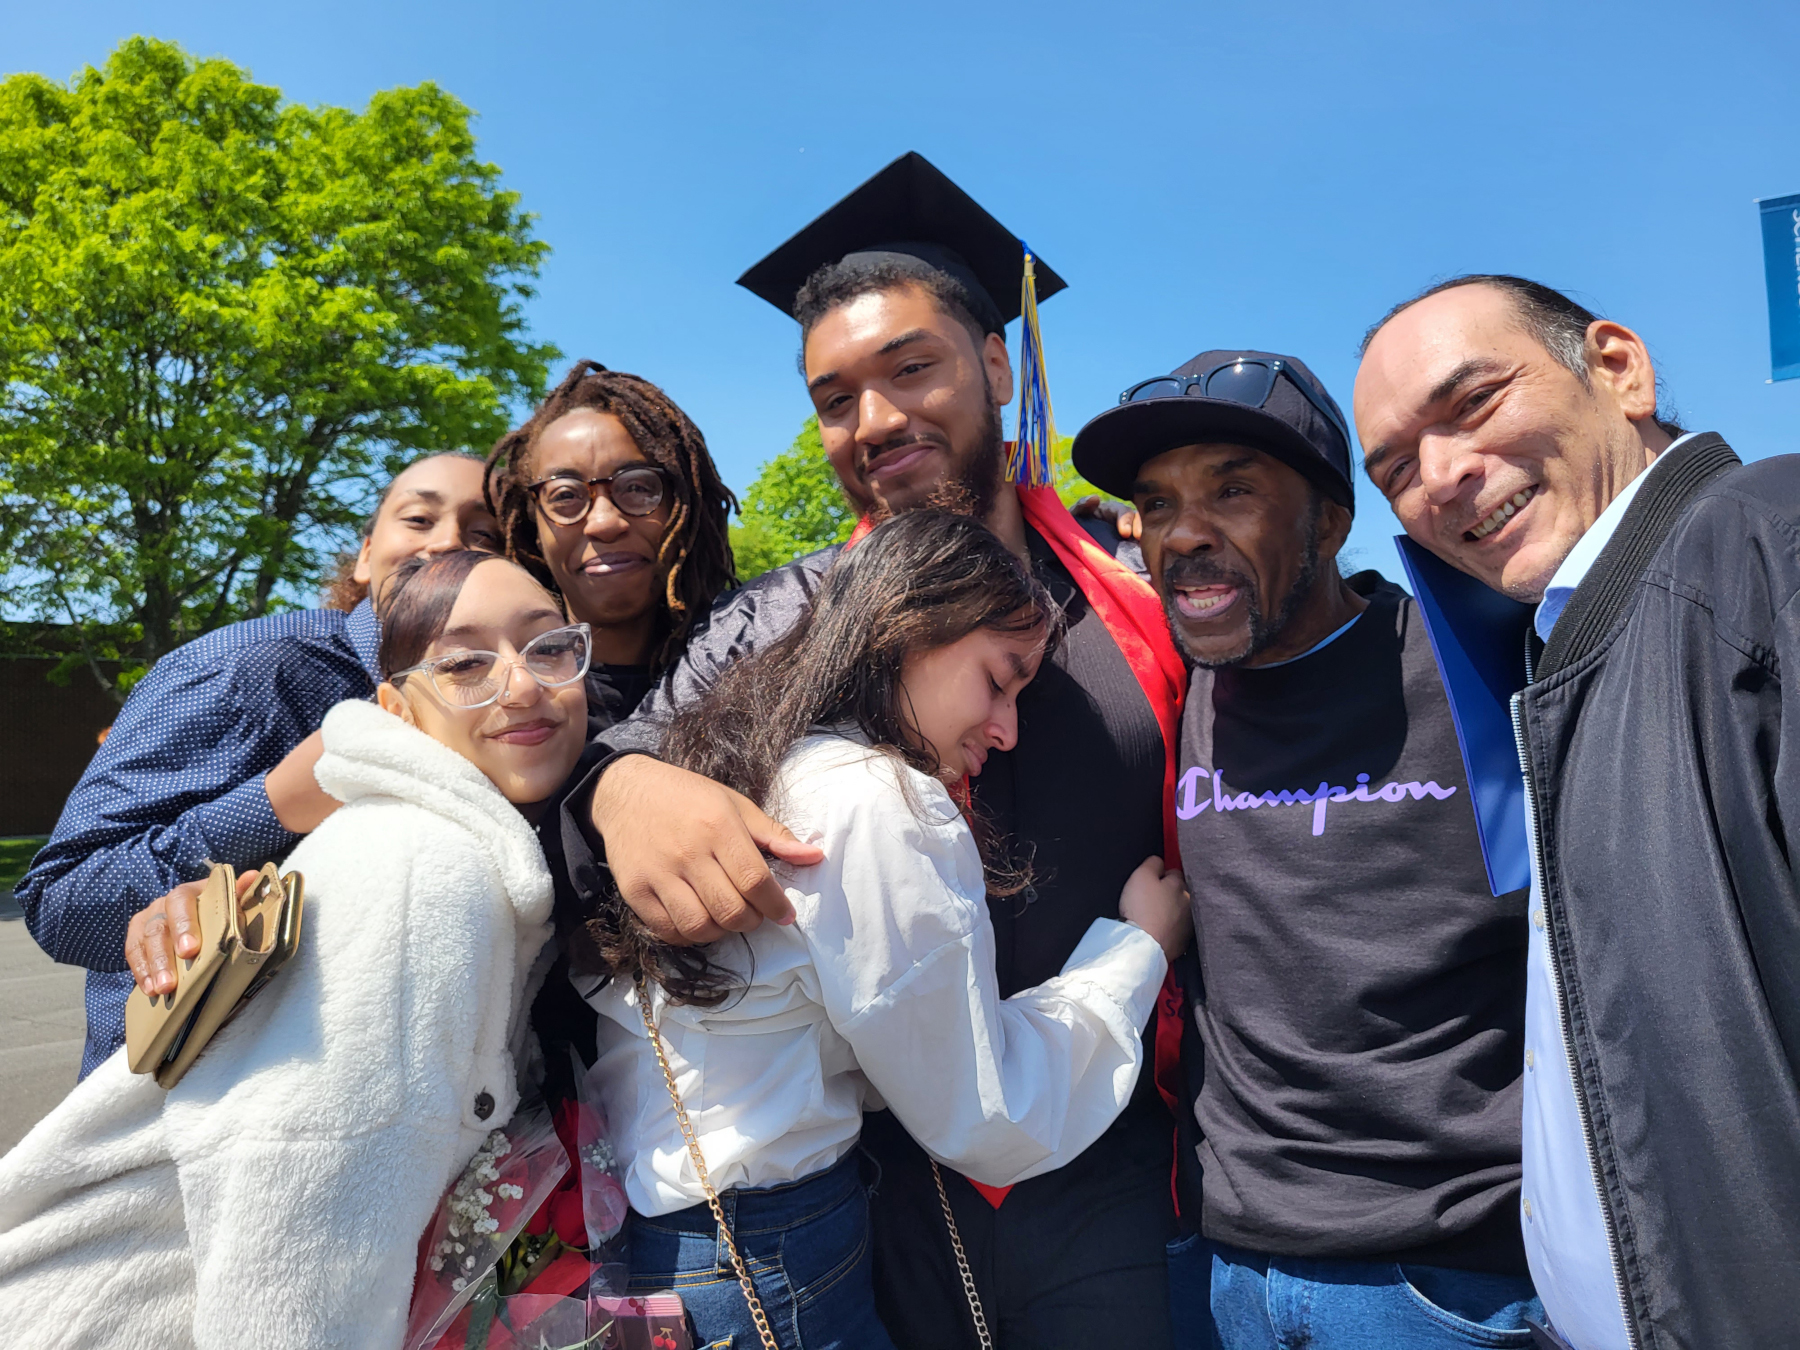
[0,837,47,893]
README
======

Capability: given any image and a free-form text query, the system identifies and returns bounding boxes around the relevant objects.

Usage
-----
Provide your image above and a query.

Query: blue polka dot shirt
[15,600,382,1077]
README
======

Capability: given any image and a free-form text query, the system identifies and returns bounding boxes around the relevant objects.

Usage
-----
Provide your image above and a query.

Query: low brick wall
[0,658,119,836]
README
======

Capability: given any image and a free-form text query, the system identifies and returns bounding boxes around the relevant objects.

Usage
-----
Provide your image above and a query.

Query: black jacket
[1516,433,1800,1349]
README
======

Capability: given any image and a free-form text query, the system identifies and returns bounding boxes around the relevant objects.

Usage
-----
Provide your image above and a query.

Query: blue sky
[7,0,1796,580]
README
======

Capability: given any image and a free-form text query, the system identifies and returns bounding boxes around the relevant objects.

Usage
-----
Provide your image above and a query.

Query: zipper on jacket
[1512,686,1642,1350]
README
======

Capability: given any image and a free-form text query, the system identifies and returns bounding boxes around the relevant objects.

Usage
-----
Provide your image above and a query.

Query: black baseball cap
[736,151,1067,334]
[1071,349,1355,512]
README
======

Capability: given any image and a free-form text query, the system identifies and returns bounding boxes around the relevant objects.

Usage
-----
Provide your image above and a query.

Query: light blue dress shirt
[1521,435,1693,1349]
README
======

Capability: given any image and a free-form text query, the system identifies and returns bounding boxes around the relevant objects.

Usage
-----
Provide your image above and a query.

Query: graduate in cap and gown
[557,153,1195,1350]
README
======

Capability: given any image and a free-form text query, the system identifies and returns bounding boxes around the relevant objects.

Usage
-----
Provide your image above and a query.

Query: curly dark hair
[577,509,1062,1005]
[483,360,737,672]
[792,254,999,352]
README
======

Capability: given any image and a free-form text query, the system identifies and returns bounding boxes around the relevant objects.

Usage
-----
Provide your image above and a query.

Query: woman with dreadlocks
[485,360,738,730]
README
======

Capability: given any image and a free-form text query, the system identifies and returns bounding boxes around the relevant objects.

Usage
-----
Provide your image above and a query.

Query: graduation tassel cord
[1007,243,1057,488]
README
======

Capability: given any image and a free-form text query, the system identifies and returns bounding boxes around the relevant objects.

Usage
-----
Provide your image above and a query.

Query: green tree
[0,38,554,699]
[1049,432,1113,508]
[729,415,855,579]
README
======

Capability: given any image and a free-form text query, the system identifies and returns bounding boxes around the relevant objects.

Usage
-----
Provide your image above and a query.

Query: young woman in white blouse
[576,509,1191,1350]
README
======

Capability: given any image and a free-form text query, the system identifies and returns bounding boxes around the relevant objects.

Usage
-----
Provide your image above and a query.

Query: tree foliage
[729,415,855,580]
[1049,432,1111,508]
[0,37,555,698]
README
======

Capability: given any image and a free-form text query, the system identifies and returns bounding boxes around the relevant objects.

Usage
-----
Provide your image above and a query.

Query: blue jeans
[1169,1232,1218,1349]
[624,1149,895,1350]
[1210,1243,1544,1350]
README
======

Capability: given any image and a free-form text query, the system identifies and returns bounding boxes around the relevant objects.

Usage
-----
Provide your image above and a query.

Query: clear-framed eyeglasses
[391,623,592,709]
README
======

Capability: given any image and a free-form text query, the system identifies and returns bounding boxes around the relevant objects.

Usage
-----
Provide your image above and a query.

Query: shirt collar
[347,597,382,682]
[1254,610,1364,668]
[1533,432,1697,642]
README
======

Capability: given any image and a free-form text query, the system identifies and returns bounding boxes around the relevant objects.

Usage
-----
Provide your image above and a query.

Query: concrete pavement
[0,889,86,1152]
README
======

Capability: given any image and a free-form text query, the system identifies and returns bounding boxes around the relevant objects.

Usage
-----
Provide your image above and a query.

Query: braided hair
[484,360,738,673]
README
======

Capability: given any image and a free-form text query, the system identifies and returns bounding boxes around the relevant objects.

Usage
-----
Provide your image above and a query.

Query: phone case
[122,861,307,1088]
[124,865,237,1075]
[155,864,289,1089]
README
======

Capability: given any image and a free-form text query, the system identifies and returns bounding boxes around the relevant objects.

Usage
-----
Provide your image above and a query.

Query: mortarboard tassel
[1008,244,1056,487]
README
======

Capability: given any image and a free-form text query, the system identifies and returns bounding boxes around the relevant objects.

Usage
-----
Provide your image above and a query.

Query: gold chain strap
[929,1161,993,1350]
[636,977,782,1350]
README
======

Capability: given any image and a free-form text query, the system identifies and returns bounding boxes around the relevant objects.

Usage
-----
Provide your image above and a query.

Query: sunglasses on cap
[1119,358,1351,448]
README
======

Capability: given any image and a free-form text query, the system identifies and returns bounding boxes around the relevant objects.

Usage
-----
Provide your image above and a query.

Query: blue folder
[1395,536,1534,896]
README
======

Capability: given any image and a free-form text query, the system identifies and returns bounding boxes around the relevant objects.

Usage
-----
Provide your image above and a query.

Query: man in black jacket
[1356,273,1800,1350]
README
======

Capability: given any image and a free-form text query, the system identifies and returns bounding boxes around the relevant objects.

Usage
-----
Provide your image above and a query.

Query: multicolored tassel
[1007,243,1056,486]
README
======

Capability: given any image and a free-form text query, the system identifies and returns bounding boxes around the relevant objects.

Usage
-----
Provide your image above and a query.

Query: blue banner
[1760,192,1800,382]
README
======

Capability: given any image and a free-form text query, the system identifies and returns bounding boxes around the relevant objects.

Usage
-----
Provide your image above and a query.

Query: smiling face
[1355,284,1666,601]
[377,558,587,813]
[526,408,672,647]
[897,622,1045,782]
[804,283,1014,517]
[355,456,500,607]
[1133,442,1351,668]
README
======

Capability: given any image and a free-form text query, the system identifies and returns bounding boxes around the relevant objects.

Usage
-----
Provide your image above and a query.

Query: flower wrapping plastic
[404,1103,572,1350]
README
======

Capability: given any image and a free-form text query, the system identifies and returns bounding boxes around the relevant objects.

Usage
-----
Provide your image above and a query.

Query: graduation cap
[735,151,1066,333]
[737,152,1067,486]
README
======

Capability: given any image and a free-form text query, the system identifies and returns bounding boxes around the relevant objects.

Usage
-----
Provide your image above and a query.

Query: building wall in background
[0,659,117,836]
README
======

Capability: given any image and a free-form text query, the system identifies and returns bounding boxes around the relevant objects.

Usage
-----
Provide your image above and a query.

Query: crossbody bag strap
[930,1161,995,1349]
[635,977,782,1350]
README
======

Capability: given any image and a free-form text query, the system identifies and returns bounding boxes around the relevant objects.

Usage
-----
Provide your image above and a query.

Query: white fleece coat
[0,699,554,1350]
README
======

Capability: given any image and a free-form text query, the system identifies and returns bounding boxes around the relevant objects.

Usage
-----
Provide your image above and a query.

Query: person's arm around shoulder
[789,750,1187,1188]
[21,651,311,973]
[123,728,338,997]
[573,555,842,945]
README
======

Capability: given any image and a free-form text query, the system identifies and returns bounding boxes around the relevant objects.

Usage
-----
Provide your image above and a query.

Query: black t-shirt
[585,663,654,740]
[1178,573,1528,1273]
[976,531,1166,1000]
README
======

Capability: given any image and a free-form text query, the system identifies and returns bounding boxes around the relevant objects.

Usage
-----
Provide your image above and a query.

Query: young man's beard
[865,376,1007,524]
[1162,495,1323,669]
[921,397,1005,520]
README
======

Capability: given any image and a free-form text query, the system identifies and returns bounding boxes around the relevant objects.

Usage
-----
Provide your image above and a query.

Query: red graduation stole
[847,484,1190,1210]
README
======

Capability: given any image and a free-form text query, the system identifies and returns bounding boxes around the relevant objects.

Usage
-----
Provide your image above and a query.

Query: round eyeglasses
[1119,358,1351,447]
[528,466,671,526]
[391,623,592,709]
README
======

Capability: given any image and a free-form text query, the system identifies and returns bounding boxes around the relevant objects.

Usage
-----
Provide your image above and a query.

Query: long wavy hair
[483,360,737,673]
[576,509,1061,1004]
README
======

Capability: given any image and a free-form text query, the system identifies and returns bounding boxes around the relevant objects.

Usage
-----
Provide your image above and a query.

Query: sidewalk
[0,888,85,1151]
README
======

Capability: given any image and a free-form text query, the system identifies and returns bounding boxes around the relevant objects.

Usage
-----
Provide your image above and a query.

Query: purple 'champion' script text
[1176,766,1457,836]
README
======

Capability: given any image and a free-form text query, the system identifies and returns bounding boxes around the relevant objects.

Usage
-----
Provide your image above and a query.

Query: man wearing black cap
[559,154,1193,1349]
[1072,353,1543,1346]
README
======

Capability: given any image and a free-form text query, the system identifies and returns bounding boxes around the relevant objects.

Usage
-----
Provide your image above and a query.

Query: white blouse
[583,733,1167,1218]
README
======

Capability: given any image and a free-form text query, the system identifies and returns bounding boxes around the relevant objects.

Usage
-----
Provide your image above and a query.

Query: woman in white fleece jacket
[0,552,591,1350]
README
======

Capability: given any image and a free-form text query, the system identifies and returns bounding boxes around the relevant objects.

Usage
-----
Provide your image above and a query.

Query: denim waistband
[641,1148,863,1235]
